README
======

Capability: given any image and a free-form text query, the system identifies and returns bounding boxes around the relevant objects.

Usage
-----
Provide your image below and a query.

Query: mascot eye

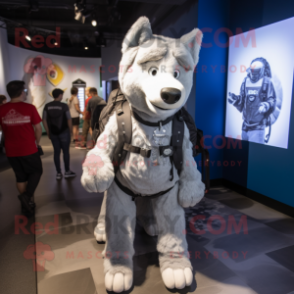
[174,70,180,78]
[148,67,158,76]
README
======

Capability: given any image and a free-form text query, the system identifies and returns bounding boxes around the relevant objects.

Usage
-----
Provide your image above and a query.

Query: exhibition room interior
[0,0,294,293]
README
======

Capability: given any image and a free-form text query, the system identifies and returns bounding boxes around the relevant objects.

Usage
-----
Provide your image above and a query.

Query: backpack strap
[113,100,132,173]
[260,77,268,100]
[171,110,185,178]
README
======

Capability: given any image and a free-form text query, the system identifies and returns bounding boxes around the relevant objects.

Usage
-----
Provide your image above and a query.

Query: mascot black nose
[160,88,181,104]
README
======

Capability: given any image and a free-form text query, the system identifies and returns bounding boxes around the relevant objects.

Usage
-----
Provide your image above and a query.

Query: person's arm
[75,103,83,115]
[34,123,42,145]
[32,106,42,145]
[68,119,72,134]
[42,119,50,139]
[228,78,246,112]
[42,109,50,139]
[65,109,72,134]
[85,100,91,121]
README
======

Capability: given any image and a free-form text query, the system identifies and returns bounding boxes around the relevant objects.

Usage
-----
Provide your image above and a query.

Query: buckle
[117,109,124,115]
[159,146,173,157]
[140,147,151,158]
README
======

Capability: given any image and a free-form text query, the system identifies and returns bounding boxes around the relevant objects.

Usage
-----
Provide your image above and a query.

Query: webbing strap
[113,100,132,173]
[114,177,174,201]
[171,111,185,176]
[123,143,151,158]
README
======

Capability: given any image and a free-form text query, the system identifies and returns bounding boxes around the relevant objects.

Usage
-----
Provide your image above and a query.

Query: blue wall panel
[196,0,230,179]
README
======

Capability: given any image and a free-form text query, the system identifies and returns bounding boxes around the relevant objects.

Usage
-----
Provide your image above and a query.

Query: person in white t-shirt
[68,87,82,143]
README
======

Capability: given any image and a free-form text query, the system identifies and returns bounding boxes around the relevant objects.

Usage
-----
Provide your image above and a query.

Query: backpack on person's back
[92,89,210,190]
[43,101,69,135]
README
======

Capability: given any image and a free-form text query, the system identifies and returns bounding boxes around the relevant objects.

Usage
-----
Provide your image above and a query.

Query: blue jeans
[242,129,265,144]
[50,130,71,173]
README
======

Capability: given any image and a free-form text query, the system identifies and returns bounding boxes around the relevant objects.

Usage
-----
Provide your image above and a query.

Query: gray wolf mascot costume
[81,16,205,292]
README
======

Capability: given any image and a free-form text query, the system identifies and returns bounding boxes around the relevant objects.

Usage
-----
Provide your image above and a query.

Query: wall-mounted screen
[225,17,294,149]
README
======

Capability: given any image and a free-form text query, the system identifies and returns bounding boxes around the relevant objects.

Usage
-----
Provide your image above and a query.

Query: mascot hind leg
[94,191,107,243]
[103,181,136,293]
[153,183,193,289]
[95,193,159,243]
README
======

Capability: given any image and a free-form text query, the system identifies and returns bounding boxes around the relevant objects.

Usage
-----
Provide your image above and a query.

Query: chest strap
[123,143,152,158]
[114,177,174,201]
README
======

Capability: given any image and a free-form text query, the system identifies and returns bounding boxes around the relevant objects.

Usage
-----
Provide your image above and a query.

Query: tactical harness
[93,89,210,201]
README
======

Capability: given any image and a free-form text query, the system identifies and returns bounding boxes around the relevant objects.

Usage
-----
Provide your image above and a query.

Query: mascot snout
[160,87,181,104]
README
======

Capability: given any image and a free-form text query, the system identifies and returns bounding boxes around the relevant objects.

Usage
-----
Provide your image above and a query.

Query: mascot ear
[122,16,153,53]
[180,28,203,67]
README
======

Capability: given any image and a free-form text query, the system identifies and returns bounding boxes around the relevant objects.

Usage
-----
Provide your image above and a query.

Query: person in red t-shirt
[0,81,43,215]
[78,87,92,149]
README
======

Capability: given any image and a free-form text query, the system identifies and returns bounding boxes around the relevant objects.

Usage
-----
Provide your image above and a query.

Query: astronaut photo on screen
[228,58,279,144]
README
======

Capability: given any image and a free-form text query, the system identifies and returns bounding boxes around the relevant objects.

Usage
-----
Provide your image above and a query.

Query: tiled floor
[0,136,294,294]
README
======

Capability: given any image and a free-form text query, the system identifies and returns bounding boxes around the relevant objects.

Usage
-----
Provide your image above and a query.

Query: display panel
[225,17,294,149]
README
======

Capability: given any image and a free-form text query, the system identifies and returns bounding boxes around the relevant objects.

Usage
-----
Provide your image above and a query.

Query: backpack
[91,102,107,131]
[92,89,210,190]
[249,58,283,143]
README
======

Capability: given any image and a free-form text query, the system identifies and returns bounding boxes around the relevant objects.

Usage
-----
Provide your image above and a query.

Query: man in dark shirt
[85,87,106,131]
[43,89,76,180]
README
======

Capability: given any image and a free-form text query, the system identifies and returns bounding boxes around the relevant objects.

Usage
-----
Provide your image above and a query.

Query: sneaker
[75,144,87,150]
[64,171,76,178]
[21,201,36,213]
[56,173,62,180]
[18,194,34,215]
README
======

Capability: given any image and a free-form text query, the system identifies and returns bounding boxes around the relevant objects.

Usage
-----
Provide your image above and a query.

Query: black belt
[114,177,174,201]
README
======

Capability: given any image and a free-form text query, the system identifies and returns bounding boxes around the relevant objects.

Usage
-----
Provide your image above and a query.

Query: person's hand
[258,102,269,113]
[228,92,238,104]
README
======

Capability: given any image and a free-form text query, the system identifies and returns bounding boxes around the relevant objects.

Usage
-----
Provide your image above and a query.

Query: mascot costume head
[81,16,205,293]
[119,16,202,121]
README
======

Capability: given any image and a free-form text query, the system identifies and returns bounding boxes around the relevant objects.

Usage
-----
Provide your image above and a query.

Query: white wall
[0,23,10,97]
[7,44,102,116]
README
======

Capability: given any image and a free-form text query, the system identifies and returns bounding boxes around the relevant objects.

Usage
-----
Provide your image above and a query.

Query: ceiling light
[85,46,88,50]
[26,35,31,41]
[91,19,97,27]
[54,42,58,46]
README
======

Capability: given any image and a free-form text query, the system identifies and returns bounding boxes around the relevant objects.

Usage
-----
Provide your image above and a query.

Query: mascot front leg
[104,181,136,293]
[178,125,205,208]
[153,183,193,289]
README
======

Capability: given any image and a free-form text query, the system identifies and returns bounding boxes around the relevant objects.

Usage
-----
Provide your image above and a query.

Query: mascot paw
[105,272,133,293]
[94,225,106,244]
[81,154,114,193]
[178,181,205,208]
[162,268,193,289]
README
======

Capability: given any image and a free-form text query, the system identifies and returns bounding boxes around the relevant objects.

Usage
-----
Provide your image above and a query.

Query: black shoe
[64,171,76,178]
[56,172,62,180]
[18,194,34,215]
[97,240,106,244]
[21,201,35,216]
